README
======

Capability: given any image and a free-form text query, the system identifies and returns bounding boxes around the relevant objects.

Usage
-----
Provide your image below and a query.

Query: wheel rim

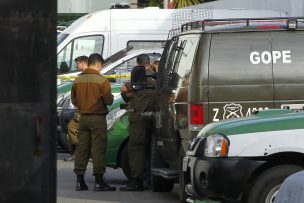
[265,184,281,203]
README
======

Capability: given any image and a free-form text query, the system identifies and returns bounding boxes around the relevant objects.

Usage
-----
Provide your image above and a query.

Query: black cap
[74,55,88,62]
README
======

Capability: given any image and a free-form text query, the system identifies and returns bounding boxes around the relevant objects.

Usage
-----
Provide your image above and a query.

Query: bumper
[183,156,265,201]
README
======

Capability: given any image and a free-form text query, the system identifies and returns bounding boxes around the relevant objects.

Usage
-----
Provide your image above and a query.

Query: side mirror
[131,66,146,91]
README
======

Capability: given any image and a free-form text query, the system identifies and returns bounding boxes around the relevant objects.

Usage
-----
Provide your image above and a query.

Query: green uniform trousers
[128,120,151,179]
[68,112,81,145]
[67,118,79,145]
[74,114,108,176]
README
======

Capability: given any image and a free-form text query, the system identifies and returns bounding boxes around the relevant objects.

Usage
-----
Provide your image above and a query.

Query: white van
[57,8,174,75]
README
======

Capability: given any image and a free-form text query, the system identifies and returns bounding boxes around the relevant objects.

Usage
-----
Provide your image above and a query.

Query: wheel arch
[241,152,304,200]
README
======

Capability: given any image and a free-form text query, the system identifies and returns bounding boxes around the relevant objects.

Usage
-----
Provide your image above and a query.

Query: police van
[150,17,304,202]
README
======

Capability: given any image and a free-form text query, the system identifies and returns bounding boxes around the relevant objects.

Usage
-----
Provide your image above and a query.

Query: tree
[172,0,202,8]
[148,0,162,7]
[146,0,215,8]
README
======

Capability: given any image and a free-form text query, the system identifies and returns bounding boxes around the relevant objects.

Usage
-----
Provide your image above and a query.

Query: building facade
[58,0,137,13]
[57,0,138,26]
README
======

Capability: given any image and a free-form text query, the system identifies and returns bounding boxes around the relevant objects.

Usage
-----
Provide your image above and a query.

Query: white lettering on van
[261,52,272,64]
[213,108,220,122]
[213,105,270,121]
[223,103,243,119]
[272,51,282,63]
[250,51,292,64]
[282,50,291,63]
[246,107,269,116]
[250,51,260,64]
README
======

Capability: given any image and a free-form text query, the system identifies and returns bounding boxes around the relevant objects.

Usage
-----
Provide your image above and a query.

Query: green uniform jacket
[127,89,156,122]
[71,68,113,115]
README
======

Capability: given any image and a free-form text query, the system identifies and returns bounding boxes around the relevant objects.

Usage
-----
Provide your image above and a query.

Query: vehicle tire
[57,131,70,152]
[58,109,74,152]
[179,148,189,203]
[246,164,303,203]
[120,144,131,180]
[151,139,174,192]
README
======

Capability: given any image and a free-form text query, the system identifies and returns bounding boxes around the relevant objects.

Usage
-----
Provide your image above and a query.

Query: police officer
[71,53,115,191]
[64,55,88,162]
[120,54,156,191]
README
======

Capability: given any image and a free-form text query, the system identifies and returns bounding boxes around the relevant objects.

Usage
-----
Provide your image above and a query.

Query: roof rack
[167,9,213,40]
[167,28,181,40]
[181,17,304,33]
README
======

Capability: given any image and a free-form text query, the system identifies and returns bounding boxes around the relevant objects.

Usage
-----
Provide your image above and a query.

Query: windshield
[57,35,104,74]
[57,33,69,46]
[103,46,134,67]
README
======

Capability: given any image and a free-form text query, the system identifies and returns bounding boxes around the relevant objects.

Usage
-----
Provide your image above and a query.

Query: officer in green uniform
[71,53,116,191]
[64,55,88,162]
[120,54,156,191]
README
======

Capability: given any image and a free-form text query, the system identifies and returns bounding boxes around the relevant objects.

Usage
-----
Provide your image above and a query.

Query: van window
[127,41,166,50]
[173,35,200,88]
[158,37,180,90]
[57,35,104,74]
[57,42,72,74]
[159,35,199,90]
[272,32,304,103]
[104,52,161,84]
[57,33,69,46]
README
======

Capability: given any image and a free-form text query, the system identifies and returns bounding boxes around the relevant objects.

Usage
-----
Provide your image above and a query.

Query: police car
[183,107,304,203]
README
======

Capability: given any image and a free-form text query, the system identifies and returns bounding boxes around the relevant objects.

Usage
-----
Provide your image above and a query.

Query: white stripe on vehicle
[228,128,304,157]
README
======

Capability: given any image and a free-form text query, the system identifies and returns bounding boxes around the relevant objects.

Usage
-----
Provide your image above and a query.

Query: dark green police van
[150,17,304,202]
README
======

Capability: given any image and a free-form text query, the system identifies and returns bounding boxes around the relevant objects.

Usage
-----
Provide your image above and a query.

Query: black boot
[93,175,116,191]
[119,178,144,191]
[76,174,88,191]
[64,145,76,162]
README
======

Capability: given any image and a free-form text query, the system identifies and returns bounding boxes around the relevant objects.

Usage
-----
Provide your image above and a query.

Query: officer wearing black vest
[120,54,156,191]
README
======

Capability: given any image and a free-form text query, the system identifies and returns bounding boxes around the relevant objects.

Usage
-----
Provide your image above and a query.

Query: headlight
[204,134,230,157]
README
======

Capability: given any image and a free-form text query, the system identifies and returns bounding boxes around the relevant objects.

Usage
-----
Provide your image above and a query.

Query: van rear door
[208,32,273,122]
[272,31,304,109]
[155,34,200,165]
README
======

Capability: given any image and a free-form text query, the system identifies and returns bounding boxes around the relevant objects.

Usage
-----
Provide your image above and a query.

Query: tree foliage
[148,0,162,7]
[173,0,202,8]
[145,0,215,8]
[147,0,212,8]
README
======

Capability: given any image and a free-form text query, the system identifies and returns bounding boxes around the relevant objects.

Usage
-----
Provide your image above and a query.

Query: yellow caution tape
[106,74,131,79]
[57,74,131,80]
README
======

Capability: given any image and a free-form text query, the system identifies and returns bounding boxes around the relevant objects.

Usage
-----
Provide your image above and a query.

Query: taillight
[190,104,204,125]
[256,25,282,29]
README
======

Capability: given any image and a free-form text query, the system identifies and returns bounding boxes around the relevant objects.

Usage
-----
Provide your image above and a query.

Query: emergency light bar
[181,17,304,33]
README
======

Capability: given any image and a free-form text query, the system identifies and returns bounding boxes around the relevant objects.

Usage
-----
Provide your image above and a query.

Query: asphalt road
[57,153,181,203]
